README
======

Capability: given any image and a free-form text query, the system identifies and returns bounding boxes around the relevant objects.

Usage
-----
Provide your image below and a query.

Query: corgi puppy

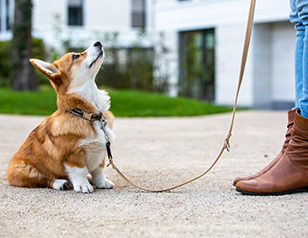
[7,41,115,193]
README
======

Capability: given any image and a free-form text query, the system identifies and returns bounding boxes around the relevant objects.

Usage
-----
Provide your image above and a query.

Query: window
[179,29,216,101]
[132,0,145,28]
[0,0,2,32]
[68,0,83,26]
[5,0,9,30]
[0,0,11,32]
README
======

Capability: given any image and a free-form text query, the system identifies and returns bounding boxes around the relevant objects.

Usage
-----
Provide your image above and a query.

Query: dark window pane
[179,29,216,101]
[132,12,144,28]
[68,7,83,26]
[0,0,2,32]
[132,0,145,28]
[68,0,83,26]
[6,0,9,31]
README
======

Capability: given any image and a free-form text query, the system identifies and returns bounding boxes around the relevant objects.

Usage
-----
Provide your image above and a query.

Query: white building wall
[216,23,253,107]
[161,31,179,96]
[146,0,156,29]
[252,23,272,109]
[32,0,135,49]
[84,0,131,31]
[33,0,158,51]
[32,0,66,30]
[271,22,295,105]
[155,0,254,30]
[155,0,294,108]
[32,0,67,47]
[33,0,132,32]
[252,21,295,109]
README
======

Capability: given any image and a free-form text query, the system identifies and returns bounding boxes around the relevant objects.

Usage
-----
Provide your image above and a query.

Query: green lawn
[0,86,235,117]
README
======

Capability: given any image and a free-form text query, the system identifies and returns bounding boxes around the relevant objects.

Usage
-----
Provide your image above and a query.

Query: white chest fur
[79,120,115,172]
[68,78,115,172]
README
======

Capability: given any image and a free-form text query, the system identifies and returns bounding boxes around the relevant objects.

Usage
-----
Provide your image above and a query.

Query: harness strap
[70,109,102,121]
[75,0,256,192]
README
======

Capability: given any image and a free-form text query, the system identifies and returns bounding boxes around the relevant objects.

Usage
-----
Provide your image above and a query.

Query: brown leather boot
[236,110,308,195]
[233,109,296,186]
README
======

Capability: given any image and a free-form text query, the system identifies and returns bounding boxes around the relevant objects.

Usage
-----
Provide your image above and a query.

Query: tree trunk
[11,0,38,91]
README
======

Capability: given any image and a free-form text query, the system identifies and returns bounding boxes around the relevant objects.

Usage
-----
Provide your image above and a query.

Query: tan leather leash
[104,0,256,192]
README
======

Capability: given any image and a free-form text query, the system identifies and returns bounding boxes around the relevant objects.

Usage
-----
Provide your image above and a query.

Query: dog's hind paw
[53,179,71,190]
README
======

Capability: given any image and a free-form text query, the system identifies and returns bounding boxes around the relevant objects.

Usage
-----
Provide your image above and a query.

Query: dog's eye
[72,55,80,60]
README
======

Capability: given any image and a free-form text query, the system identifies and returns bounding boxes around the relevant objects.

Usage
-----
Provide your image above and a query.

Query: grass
[0,86,235,117]
[0,86,57,115]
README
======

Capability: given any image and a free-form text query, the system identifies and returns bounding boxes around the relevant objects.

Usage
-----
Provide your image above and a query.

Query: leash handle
[107,0,256,192]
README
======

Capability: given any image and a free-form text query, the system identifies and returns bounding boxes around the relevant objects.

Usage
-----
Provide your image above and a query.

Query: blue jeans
[290,0,308,118]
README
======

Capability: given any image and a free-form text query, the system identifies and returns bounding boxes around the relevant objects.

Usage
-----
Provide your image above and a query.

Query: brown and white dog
[7,41,115,193]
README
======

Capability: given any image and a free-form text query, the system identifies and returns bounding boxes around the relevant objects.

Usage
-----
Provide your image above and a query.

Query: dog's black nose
[94,41,102,47]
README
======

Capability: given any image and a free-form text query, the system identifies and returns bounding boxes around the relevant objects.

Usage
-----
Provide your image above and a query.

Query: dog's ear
[29,59,62,85]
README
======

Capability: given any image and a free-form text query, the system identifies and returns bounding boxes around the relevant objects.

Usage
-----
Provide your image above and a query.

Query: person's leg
[291,0,304,109]
[298,0,308,117]
[235,0,308,195]
[232,0,299,186]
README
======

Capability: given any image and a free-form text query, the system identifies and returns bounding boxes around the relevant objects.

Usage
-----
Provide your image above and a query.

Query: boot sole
[236,187,308,196]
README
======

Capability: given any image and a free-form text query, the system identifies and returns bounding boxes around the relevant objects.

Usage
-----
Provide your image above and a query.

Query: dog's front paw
[92,174,114,189]
[73,181,94,193]
[95,178,114,189]
[91,167,114,189]
[53,179,72,190]
[65,166,93,193]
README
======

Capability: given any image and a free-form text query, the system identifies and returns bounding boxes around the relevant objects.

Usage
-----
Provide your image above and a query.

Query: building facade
[156,0,295,109]
[0,0,296,109]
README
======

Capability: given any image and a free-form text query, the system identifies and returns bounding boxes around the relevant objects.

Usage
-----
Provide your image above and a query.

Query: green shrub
[95,30,169,94]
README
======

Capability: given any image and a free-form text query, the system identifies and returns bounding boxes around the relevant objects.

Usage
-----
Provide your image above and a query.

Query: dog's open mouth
[89,51,103,68]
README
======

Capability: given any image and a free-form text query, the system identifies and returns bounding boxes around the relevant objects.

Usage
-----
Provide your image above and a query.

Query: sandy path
[1,111,307,237]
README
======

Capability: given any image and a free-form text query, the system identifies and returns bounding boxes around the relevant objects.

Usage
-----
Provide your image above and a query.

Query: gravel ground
[1,111,308,238]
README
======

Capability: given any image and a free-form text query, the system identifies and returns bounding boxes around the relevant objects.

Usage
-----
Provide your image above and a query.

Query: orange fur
[7,42,115,192]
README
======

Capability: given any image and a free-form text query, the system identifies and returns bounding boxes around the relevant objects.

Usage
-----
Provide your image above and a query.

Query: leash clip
[224,139,231,152]
[101,114,110,143]
[224,133,232,152]
[105,141,113,167]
